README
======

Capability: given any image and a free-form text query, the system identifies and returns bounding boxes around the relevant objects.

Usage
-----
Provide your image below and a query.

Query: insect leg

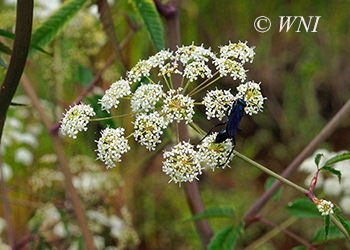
[224,104,231,117]
[218,137,236,168]
[198,120,228,144]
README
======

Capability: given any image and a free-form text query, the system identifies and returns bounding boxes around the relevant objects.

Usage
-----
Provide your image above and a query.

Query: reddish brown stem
[0,1,33,248]
[155,0,214,248]
[21,74,96,250]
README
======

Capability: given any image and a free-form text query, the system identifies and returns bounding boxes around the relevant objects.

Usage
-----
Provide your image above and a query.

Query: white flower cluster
[59,41,265,182]
[95,127,130,169]
[218,41,255,64]
[213,41,255,82]
[175,43,215,65]
[183,60,213,82]
[196,133,234,170]
[236,81,266,115]
[202,81,265,119]
[162,141,203,185]
[148,49,174,68]
[317,199,334,216]
[29,202,139,249]
[162,134,235,184]
[133,112,167,151]
[127,50,177,82]
[126,59,152,83]
[60,103,95,139]
[214,58,247,82]
[161,88,195,124]
[130,83,164,112]
[299,149,350,214]
[98,79,131,112]
[202,88,235,121]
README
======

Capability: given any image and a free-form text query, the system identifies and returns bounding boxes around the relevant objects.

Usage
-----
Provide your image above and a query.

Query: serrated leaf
[286,197,321,218]
[324,152,350,167]
[333,213,350,238]
[265,177,283,202]
[320,166,341,183]
[314,153,323,168]
[324,214,330,241]
[28,0,89,57]
[313,224,346,243]
[208,221,244,250]
[131,0,165,51]
[184,207,236,222]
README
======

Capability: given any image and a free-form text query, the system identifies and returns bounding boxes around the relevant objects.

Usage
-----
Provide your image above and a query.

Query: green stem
[235,150,350,239]
[90,112,133,122]
[146,75,157,85]
[233,150,308,195]
[162,74,171,90]
[244,98,350,225]
[189,73,221,97]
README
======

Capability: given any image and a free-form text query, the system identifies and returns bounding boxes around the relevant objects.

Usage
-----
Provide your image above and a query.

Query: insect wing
[227,101,245,137]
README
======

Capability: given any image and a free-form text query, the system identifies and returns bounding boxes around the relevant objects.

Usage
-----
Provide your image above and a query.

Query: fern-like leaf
[131,0,165,51]
[28,0,89,57]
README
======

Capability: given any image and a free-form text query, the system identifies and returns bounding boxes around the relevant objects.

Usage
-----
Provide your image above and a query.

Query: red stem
[155,0,214,248]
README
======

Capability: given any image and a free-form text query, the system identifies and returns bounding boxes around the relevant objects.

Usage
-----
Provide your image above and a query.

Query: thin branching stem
[20,74,96,250]
[157,0,214,248]
[162,74,171,90]
[234,150,308,195]
[235,147,350,238]
[244,98,350,226]
[188,71,220,97]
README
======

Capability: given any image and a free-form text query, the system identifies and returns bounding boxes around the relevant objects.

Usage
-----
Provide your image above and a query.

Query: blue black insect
[199,98,246,167]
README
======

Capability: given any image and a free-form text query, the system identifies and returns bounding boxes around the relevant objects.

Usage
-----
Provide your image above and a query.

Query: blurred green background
[0,0,349,249]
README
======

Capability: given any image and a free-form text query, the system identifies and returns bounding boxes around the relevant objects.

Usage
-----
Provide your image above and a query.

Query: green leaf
[320,166,341,183]
[77,65,94,88]
[291,246,307,250]
[0,29,50,55]
[286,197,321,218]
[313,224,346,243]
[314,153,323,168]
[324,214,330,241]
[184,207,236,222]
[334,207,341,213]
[208,221,244,250]
[28,0,89,57]
[333,213,350,238]
[0,41,12,55]
[324,152,350,167]
[264,177,283,202]
[10,102,28,107]
[131,0,165,51]
[0,56,8,69]
[0,29,15,39]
